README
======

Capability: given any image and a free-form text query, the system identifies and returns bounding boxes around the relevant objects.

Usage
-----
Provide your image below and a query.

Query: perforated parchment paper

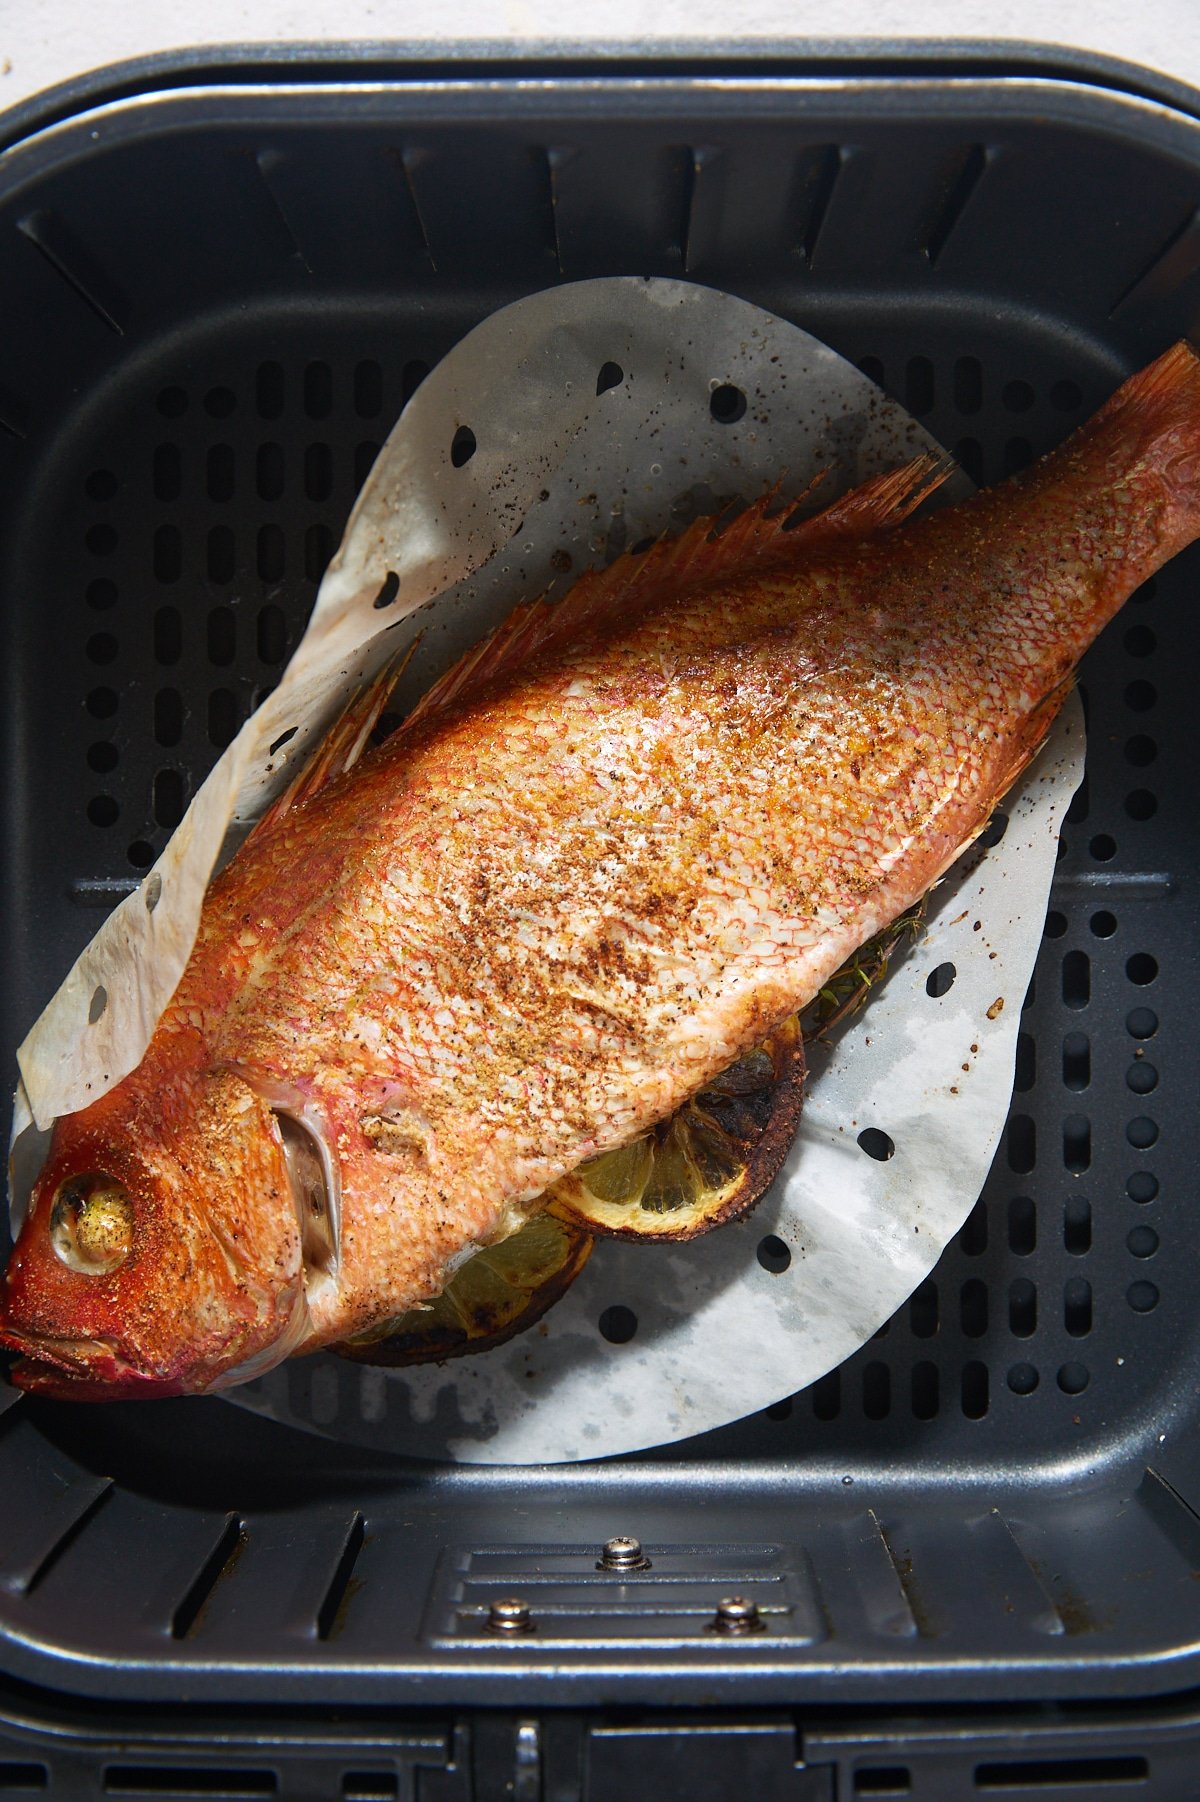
[10,279,1083,1458]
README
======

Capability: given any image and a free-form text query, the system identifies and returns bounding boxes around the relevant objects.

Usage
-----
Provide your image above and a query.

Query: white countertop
[2,0,1199,118]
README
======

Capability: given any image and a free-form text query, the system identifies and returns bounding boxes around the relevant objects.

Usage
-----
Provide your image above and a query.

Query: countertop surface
[1,0,1198,120]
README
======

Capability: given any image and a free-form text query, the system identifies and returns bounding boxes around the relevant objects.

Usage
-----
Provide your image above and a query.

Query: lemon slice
[332,1206,593,1367]
[548,1015,806,1241]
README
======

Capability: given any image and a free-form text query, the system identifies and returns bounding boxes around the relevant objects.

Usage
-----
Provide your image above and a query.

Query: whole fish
[4,341,1199,1400]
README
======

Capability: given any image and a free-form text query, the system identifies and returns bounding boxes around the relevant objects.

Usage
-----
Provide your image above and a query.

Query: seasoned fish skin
[5,341,1200,1396]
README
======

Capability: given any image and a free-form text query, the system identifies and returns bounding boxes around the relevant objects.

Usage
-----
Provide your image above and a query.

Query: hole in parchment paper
[88,985,107,1024]
[599,1305,637,1345]
[143,873,162,912]
[857,1128,894,1161]
[756,1235,791,1273]
[925,962,956,998]
[709,384,747,424]
[596,361,624,394]
[269,727,298,757]
[450,426,477,467]
[373,572,400,610]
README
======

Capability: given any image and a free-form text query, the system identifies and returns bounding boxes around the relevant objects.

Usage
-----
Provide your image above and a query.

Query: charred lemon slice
[548,1015,806,1241]
[331,1206,593,1367]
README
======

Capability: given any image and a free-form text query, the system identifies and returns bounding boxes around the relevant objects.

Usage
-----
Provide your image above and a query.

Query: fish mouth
[0,1328,189,1402]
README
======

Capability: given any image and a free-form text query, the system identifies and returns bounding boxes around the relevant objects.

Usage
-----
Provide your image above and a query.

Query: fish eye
[49,1172,134,1276]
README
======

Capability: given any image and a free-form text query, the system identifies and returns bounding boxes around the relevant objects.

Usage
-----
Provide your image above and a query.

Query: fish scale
[4,341,1200,1397]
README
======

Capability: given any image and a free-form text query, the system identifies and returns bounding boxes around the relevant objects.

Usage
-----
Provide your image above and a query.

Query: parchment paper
[11,280,1083,1459]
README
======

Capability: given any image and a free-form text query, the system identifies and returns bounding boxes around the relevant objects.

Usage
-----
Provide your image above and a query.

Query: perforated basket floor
[0,60,1199,1717]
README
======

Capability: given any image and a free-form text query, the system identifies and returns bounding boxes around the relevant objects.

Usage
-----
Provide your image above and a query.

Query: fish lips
[3,1342,189,1402]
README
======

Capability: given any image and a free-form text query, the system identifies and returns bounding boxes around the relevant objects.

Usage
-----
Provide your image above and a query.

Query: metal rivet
[597,1535,651,1572]
[710,1595,765,1635]
[486,1596,534,1635]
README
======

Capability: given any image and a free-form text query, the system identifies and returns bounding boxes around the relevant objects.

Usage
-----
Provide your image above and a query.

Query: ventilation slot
[104,1771,277,1798]
[793,144,843,265]
[0,1474,113,1595]
[315,1513,366,1640]
[170,1514,246,1639]
[919,143,989,264]
[18,210,127,333]
[1111,204,1200,317]
[975,1757,1148,1789]
[232,147,310,271]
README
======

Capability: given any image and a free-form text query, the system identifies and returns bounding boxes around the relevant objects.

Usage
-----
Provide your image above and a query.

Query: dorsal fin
[402,450,953,735]
[247,645,416,844]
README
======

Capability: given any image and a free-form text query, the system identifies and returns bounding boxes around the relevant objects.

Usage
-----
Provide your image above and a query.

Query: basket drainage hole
[1127,1281,1159,1313]
[925,961,955,998]
[1057,1362,1089,1395]
[1126,953,1158,985]
[1007,1363,1039,1395]
[757,1234,791,1273]
[450,426,476,467]
[599,1305,637,1344]
[1127,1171,1158,1203]
[127,840,155,870]
[373,572,400,610]
[709,383,747,424]
[596,361,624,394]
[1089,834,1116,862]
[1090,910,1117,938]
[1126,1008,1158,1039]
[853,1768,910,1796]
[857,1128,894,1161]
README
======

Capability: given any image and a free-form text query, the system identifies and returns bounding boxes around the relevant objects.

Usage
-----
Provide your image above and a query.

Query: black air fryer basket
[2,45,1200,1800]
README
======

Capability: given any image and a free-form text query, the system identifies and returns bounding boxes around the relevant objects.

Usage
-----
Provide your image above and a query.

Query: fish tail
[1091,339,1200,551]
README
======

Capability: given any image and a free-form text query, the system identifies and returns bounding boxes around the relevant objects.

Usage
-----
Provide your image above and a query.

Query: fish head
[0,1065,314,1400]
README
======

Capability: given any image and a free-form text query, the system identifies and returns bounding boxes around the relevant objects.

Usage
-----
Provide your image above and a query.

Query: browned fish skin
[5,341,1200,1396]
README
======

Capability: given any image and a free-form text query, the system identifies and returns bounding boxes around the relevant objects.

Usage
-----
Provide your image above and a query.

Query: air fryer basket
[2,48,1200,1780]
